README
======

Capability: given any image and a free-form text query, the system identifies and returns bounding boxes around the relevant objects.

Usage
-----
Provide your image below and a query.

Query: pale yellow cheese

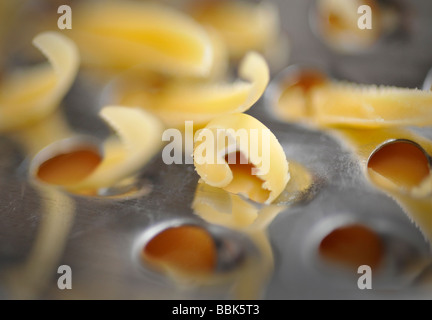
[114,52,269,128]
[0,32,79,131]
[193,113,289,204]
[28,106,163,194]
[272,73,432,245]
[273,77,432,128]
[70,1,213,77]
[311,82,432,128]
[67,106,164,192]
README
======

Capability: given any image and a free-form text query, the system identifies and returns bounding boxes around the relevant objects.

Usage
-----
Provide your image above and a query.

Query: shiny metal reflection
[367,138,432,170]
[132,219,254,278]
[422,67,432,91]
[304,213,431,289]
[28,135,102,186]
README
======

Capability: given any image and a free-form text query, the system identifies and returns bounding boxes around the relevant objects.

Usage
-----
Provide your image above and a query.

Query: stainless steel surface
[1,0,432,300]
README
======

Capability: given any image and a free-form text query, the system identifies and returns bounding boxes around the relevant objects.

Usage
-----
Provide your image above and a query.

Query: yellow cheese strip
[114,52,269,128]
[270,67,432,128]
[331,127,432,245]
[311,82,432,128]
[271,70,432,246]
[203,27,229,81]
[67,106,164,191]
[368,170,432,247]
[194,113,289,204]
[0,32,79,132]
[70,1,213,77]
[190,0,280,60]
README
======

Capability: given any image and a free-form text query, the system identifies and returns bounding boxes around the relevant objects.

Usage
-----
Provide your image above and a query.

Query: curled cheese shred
[311,83,432,128]
[67,106,164,192]
[0,32,79,132]
[190,0,281,60]
[115,52,269,128]
[70,1,213,77]
[271,70,432,129]
[193,113,289,204]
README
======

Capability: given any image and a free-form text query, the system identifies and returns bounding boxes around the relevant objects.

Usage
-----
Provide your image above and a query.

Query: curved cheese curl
[116,52,269,128]
[0,32,79,132]
[67,106,164,192]
[311,82,432,128]
[193,113,289,204]
[70,1,213,77]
